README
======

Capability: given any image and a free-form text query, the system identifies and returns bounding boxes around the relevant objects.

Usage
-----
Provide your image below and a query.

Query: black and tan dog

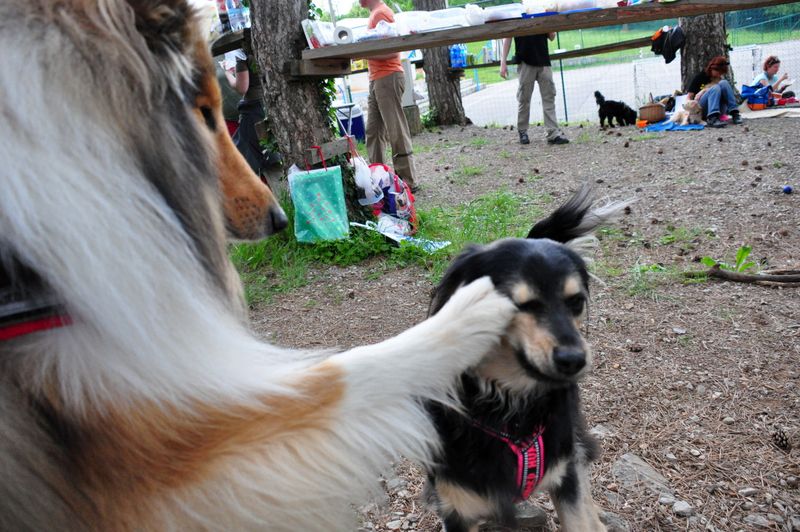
[594,90,638,127]
[425,186,628,532]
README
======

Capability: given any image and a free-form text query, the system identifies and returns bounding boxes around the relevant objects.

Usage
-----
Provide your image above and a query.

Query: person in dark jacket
[223,47,276,173]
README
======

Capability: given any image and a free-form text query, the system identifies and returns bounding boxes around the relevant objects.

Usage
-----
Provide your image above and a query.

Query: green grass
[455,165,485,177]
[573,131,596,144]
[729,28,800,47]
[631,133,661,142]
[626,261,677,300]
[658,225,702,247]
[470,137,489,147]
[231,189,544,305]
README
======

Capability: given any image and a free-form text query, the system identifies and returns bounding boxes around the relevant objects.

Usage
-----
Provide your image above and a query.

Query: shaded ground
[250,118,799,531]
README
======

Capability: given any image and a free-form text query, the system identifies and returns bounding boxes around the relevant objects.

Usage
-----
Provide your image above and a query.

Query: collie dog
[425,187,627,532]
[669,99,705,126]
[0,1,515,529]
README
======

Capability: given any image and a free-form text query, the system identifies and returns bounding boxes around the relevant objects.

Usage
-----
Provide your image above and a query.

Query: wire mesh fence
[409,8,800,127]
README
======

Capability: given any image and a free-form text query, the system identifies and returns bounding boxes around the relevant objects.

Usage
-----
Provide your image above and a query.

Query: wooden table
[301,0,797,65]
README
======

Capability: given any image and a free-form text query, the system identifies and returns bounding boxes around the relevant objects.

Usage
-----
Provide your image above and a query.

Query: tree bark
[678,14,736,94]
[413,0,466,126]
[250,1,334,168]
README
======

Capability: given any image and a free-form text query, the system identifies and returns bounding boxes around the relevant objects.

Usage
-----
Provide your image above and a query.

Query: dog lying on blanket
[425,186,628,532]
[0,1,515,529]
[669,99,706,126]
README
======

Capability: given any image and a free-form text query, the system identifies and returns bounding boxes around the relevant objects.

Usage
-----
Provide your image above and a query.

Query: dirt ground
[250,117,799,531]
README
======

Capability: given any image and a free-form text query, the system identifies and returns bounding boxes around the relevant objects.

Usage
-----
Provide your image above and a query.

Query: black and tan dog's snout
[553,345,586,376]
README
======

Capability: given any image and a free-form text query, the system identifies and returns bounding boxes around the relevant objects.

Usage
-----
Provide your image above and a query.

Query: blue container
[449,44,466,68]
[336,104,365,142]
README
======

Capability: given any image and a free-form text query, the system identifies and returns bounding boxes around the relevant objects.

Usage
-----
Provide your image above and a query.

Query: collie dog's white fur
[0,1,515,529]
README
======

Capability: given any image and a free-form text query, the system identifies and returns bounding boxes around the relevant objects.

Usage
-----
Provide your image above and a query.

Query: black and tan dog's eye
[565,294,586,315]
[517,300,545,314]
[199,105,216,131]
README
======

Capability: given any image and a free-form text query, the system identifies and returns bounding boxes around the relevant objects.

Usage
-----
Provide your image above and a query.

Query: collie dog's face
[683,99,702,117]
[130,0,287,240]
[430,239,591,390]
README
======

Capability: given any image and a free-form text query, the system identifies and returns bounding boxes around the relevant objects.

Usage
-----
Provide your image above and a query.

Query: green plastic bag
[288,165,349,243]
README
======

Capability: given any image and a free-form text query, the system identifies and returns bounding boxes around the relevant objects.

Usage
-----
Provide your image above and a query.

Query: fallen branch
[684,264,800,285]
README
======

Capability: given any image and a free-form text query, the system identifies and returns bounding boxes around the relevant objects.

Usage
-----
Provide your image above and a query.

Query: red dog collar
[1,268,70,340]
[0,314,71,340]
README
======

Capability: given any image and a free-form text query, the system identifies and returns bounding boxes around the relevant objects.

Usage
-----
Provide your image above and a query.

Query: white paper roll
[334,26,353,45]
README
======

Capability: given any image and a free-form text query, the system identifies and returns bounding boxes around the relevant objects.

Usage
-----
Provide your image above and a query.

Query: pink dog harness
[473,421,546,502]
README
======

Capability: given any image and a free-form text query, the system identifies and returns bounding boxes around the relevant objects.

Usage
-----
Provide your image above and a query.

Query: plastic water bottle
[450,44,466,68]
[216,0,231,33]
[449,45,459,68]
[226,0,245,31]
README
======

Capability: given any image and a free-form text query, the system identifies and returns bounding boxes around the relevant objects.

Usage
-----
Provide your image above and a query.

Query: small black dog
[425,186,628,532]
[594,90,638,127]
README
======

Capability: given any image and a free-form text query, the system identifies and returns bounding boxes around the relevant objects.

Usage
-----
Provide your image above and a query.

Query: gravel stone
[673,501,694,517]
[743,514,771,528]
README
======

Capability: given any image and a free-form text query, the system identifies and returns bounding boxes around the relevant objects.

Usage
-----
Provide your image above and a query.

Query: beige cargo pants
[517,63,564,140]
[366,71,417,187]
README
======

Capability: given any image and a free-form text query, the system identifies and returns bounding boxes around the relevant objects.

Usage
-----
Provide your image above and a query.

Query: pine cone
[771,428,791,451]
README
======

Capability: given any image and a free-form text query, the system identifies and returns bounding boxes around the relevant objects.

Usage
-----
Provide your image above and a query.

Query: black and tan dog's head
[429,186,628,393]
[430,238,591,390]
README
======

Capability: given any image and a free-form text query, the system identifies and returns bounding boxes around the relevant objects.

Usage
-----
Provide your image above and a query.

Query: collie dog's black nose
[269,206,288,234]
[553,346,586,375]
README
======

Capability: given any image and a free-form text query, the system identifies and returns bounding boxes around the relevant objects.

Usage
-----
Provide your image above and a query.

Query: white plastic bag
[464,4,487,25]
[370,164,392,190]
[353,156,383,205]
[376,213,412,237]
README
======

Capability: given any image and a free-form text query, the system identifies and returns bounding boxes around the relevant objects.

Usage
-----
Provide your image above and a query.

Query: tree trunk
[413,0,466,126]
[250,1,334,167]
[678,14,736,94]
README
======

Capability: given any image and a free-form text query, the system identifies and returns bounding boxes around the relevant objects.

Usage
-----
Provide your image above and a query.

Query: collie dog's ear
[127,0,195,56]
[428,245,484,317]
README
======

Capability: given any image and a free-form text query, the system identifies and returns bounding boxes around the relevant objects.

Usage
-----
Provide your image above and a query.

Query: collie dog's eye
[199,105,216,131]
[565,294,586,315]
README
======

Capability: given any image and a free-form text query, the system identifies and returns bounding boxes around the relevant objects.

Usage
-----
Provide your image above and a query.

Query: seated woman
[686,56,742,128]
[752,55,794,99]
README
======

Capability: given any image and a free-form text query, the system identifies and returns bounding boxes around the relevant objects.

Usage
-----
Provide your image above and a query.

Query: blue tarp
[644,119,705,132]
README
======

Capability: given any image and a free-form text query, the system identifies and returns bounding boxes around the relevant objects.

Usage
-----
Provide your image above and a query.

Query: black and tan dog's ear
[428,245,484,317]
[528,183,633,243]
[127,0,196,57]
[526,183,595,242]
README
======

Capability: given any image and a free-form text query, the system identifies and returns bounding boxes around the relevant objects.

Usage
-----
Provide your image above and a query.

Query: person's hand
[780,72,789,82]
[499,62,508,79]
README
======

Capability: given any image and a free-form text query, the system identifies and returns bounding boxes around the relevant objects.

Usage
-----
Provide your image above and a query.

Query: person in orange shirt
[360,0,418,191]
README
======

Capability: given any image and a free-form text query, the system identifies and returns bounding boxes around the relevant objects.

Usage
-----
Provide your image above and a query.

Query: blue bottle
[449,45,459,68]
[450,44,466,68]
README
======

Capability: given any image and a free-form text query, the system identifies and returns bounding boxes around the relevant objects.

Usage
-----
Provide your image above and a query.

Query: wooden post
[404,105,423,136]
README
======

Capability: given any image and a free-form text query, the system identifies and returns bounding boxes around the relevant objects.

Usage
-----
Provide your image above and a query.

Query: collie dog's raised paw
[434,276,515,362]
